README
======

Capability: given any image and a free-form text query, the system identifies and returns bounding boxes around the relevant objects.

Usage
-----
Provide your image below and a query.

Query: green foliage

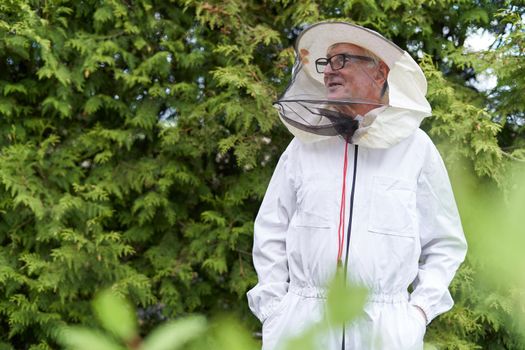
[56,289,206,350]
[419,55,505,183]
[0,0,523,349]
[325,268,368,326]
[93,290,138,342]
[425,161,525,349]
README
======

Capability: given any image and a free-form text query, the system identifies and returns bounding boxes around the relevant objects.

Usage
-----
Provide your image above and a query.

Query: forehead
[327,43,367,56]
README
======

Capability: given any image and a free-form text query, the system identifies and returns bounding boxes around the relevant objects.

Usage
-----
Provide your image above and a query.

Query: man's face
[323,43,388,115]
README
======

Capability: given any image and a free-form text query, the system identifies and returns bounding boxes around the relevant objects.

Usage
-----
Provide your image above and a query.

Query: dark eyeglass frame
[315,54,375,73]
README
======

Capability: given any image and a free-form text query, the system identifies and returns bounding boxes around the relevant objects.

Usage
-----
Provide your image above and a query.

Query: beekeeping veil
[274,22,432,148]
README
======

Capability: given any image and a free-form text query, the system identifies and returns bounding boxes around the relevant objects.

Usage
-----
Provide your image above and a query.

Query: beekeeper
[247,22,467,350]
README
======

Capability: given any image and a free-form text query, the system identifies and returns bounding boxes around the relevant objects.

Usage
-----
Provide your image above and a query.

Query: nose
[323,62,334,75]
[323,62,337,85]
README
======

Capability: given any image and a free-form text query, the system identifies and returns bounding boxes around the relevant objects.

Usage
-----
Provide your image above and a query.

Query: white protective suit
[247,22,467,350]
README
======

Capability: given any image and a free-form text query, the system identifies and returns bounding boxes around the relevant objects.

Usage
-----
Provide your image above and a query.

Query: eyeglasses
[315,54,375,73]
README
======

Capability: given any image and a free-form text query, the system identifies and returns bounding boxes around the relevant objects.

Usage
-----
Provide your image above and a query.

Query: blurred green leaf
[56,326,126,350]
[140,315,207,350]
[454,164,525,290]
[93,289,138,342]
[326,268,368,325]
[281,271,368,350]
[211,316,259,350]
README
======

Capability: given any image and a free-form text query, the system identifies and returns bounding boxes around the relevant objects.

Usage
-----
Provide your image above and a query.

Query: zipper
[341,144,359,350]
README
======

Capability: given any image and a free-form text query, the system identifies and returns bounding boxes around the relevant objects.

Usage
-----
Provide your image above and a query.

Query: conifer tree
[0,1,523,349]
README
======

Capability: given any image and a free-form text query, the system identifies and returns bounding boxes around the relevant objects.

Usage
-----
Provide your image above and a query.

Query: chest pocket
[293,178,336,229]
[368,176,416,237]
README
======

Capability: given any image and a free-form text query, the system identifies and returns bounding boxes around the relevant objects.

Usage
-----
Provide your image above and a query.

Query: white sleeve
[409,142,468,324]
[246,142,297,323]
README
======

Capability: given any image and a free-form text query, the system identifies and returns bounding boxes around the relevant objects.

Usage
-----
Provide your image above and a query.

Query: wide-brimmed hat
[273,21,432,148]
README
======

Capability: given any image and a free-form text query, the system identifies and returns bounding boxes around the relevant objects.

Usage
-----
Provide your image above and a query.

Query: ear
[374,61,389,83]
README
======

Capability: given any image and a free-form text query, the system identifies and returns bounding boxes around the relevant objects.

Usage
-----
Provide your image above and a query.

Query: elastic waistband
[289,284,327,298]
[289,284,408,304]
[368,291,408,303]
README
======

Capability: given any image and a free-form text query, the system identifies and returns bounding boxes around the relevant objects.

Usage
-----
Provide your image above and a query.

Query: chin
[326,93,345,100]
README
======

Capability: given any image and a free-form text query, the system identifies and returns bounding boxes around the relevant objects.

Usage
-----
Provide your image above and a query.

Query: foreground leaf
[140,315,207,350]
[56,326,125,350]
[93,289,138,342]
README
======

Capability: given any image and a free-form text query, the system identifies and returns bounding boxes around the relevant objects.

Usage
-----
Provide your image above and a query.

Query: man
[247,22,467,350]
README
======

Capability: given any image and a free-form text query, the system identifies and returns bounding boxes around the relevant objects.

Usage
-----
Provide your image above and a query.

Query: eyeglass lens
[315,54,373,73]
[315,54,346,73]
